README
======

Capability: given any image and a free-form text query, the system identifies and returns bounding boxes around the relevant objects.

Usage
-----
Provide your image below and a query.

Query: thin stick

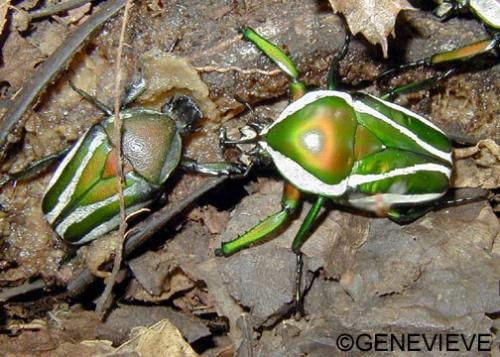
[0,0,126,165]
[95,0,132,315]
[65,177,227,299]
[0,177,228,302]
[195,65,281,76]
[29,0,97,19]
[0,279,46,302]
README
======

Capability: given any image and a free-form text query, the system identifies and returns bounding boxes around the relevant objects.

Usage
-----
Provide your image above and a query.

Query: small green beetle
[215,29,454,306]
[43,79,244,245]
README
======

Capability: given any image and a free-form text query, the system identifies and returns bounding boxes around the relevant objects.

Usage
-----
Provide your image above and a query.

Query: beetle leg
[376,59,428,81]
[388,190,488,224]
[291,196,327,253]
[378,35,498,81]
[68,80,113,115]
[0,148,71,190]
[290,195,327,315]
[215,184,301,256]
[180,157,249,178]
[381,68,456,101]
[242,27,307,100]
[327,29,350,90]
[122,75,147,107]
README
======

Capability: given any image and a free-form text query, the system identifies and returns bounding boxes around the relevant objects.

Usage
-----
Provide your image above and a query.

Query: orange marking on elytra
[300,112,346,173]
[102,149,118,179]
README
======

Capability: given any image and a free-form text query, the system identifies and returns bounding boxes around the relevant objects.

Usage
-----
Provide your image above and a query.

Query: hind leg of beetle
[381,68,456,101]
[388,190,488,224]
[0,148,71,190]
[291,196,327,316]
[215,183,301,256]
[378,36,498,81]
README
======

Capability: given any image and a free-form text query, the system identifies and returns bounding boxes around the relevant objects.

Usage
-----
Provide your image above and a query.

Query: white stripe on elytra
[352,100,453,164]
[55,174,152,243]
[364,94,446,134]
[347,192,446,211]
[62,200,152,245]
[348,163,452,188]
[45,129,107,224]
[261,90,354,135]
[262,142,349,197]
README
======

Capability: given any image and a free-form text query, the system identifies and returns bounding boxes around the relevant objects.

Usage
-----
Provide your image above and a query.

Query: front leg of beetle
[180,157,249,178]
[215,183,301,256]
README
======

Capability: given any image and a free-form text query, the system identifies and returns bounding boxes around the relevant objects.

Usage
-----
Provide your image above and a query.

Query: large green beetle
[42,80,243,245]
[215,28,454,304]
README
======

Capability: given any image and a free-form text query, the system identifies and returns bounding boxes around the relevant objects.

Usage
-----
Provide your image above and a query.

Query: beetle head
[219,119,273,167]
[162,95,203,133]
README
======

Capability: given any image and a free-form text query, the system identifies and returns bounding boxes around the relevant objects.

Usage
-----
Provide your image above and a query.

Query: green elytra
[215,28,454,312]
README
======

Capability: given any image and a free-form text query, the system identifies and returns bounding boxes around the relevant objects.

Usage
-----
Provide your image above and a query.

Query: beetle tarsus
[180,157,249,178]
[294,252,305,319]
[122,75,147,107]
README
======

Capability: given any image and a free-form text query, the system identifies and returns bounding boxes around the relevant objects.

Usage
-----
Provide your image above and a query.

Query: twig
[0,177,227,302]
[65,176,227,299]
[95,0,132,316]
[29,0,97,20]
[0,0,127,165]
[0,279,47,302]
[195,65,281,76]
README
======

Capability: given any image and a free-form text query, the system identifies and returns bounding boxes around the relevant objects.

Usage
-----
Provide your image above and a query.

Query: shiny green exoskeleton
[42,80,244,245]
[215,28,454,310]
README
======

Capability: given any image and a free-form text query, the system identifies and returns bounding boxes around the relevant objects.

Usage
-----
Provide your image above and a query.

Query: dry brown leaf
[452,139,500,189]
[328,0,414,57]
[116,319,199,357]
[50,319,199,357]
[0,0,10,37]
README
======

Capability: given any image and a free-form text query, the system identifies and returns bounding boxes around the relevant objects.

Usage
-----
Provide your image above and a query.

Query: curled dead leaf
[328,0,415,57]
